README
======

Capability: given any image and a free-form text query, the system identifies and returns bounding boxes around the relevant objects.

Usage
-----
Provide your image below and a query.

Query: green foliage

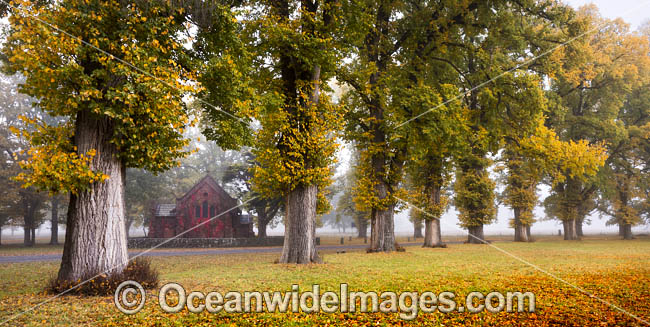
[544,6,649,224]
[454,159,497,228]
[252,89,342,203]
[0,72,49,234]
[244,0,344,211]
[334,148,369,231]
[222,152,284,231]
[192,4,255,149]
[3,0,197,194]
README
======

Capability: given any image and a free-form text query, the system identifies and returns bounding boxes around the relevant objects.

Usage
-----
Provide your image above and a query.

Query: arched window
[210,205,216,217]
[203,201,209,218]
[195,205,201,218]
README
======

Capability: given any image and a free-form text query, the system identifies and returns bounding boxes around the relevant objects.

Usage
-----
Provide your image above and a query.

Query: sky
[565,0,650,30]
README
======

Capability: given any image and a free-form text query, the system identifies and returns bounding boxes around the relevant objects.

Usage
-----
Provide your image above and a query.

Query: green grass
[0,237,648,326]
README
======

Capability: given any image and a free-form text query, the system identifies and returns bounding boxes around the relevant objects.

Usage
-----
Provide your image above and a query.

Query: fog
[565,0,649,30]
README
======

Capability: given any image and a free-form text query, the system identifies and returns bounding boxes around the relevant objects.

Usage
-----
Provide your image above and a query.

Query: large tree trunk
[513,208,529,242]
[563,219,580,240]
[50,197,59,245]
[278,185,320,264]
[618,223,624,236]
[423,219,445,248]
[622,223,633,240]
[467,225,485,244]
[367,178,398,252]
[369,205,397,252]
[57,110,128,283]
[526,225,532,241]
[31,228,36,246]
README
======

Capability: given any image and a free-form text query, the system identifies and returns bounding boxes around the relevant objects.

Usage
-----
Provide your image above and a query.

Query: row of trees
[343,3,650,245]
[1,0,648,288]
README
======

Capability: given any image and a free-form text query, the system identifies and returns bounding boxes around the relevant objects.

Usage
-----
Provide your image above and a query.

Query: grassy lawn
[0,237,648,326]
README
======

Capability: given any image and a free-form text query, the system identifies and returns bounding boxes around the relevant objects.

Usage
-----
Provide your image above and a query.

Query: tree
[403,84,465,247]
[222,152,282,238]
[194,0,343,263]
[0,71,49,246]
[340,0,494,252]
[3,0,196,282]
[407,211,423,239]
[413,0,571,244]
[545,6,649,240]
[335,155,369,238]
[501,118,608,242]
[124,168,168,238]
[596,34,650,239]
[245,0,342,264]
[48,194,67,245]
[0,156,20,246]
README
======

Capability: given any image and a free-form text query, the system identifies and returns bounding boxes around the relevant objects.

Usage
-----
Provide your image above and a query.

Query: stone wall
[128,236,320,248]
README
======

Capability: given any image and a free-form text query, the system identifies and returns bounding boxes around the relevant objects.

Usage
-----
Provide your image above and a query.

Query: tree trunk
[278,184,320,264]
[357,217,367,238]
[23,225,31,246]
[369,205,397,252]
[31,227,36,246]
[618,223,624,236]
[467,225,485,244]
[576,218,584,237]
[365,155,400,253]
[514,223,529,242]
[513,208,529,242]
[50,197,59,245]
[563,219,579,240]
[257,208,268,238]
[622,224,633,240]
[423,186,445,248]
[526,225,532,242]
[23,197,34,247]
[57,110,128,283]
[423,219,445,248]
[124,217,133,239]
[413,220,423,239]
